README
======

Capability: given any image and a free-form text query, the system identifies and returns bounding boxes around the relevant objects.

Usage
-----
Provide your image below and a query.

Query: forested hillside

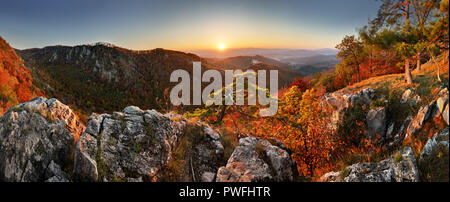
[0,37,41,114]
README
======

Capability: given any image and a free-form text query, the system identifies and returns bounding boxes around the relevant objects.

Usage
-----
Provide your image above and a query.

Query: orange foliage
[0,37,39,114]
[251,87,342,176]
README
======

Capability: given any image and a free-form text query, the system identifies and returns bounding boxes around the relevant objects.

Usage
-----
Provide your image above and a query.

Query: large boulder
[418,128,449,182]
[436,88,449,125]
[406,101,436,138]
[320,147,420,182]
[420,127,449,161]
[0,97,85,182]
[401,89,421,105]
[216,137,297,182]
[436,88,448,115]
[191,123,225,182]
[72,107,224,182]
[444,104,449,125]
[401,89,414,104]
[366,107,387,139]
[320,88,375,129]
[73,108,181,182]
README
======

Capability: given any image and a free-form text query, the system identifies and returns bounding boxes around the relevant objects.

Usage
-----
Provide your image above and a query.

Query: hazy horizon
[1,0,380,51]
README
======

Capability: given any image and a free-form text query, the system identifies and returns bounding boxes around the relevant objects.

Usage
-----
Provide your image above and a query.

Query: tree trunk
[405,59,413,85]
[356,66,361,83]
[416,57,421,71]
[405,0,410,27]
[433,56,442,82]
[217,105,226,122]
[437,63,441,82]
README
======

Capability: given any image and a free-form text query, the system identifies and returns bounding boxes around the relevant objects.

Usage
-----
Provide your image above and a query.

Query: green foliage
[134,142,143,153]
[385,89,417,134]
[370,98,388,109]
[0,85,18,104]
[145,123,156,146]
[95,149,109,181]
[160,123,206,181]
[11,106,24,112]
[419,144,449,182]
[394,152,403,163]
[340,167,350,179]
[336,35,365,82]
[337,102,367,150]
[313,72,336,92]
[219,128,238,163]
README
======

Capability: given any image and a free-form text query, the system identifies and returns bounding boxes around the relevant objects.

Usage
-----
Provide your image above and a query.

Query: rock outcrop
[320,88,375,129]
[72,106,225,182]
[0,98,300,182]
[401,89,421,105]
[366,107,387,139]
[406,88,449,138]
[436,88,449,125]
[216,137,297,182]
[320,147,420,182]
[419,128,449,161]
[73,107,182,182]
[0,97,85,182]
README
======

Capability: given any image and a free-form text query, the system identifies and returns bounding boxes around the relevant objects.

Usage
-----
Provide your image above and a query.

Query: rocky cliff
[0,98,297,182]
[216,137,297,182]
[320,86,449,182]
[320,147,420,182]
[0,97,84,182]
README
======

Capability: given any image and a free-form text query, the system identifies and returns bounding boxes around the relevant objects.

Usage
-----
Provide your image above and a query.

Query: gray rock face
[0,97,299,182]
[320,147,420,182]
[191,123,225,182]
[0,97,85,182]
[401,89,421,105]
[366,107,387,139]
[444,104,449,125]
[406,101,436,138]
[420,128,449,161]
[436,88,449,114]
[216,137,297,182]
[401,89,414,104]
[386,122,395,140]
[320,88,375,129]
[122,106,144,115]
[72,107,225,182]
[405,88,449,138]
[73,108,183,182]
[436,88,449,125]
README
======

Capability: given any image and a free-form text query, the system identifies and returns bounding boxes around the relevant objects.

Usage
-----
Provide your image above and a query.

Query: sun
[217,43,226,51]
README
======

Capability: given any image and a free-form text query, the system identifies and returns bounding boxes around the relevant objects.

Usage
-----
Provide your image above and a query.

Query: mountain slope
[17,43,221,117]
[281,54,339,75]
[206,55,291,69]
[17,42,306,119]
[242,63,303,88]
[206,55,303,87]
[0,36,40,114]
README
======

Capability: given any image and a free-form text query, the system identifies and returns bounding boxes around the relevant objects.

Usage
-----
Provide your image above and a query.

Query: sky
[0,0,381,51]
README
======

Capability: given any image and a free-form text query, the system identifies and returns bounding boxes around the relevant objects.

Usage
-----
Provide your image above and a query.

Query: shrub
[394,152,403,163]
[418,144,449,182]
[340,167,350,179]
[337,102,367,150]
[219,128,238,163]
[160,122,206,181]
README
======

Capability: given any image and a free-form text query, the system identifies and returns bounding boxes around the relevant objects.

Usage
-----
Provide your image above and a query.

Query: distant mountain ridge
[195,48,338,76]
[17,43,216,115]
[14,40,303,117]
[190,48,338,60]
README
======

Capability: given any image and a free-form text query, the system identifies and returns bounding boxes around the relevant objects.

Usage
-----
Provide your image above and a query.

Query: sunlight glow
[218,43,226,51]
